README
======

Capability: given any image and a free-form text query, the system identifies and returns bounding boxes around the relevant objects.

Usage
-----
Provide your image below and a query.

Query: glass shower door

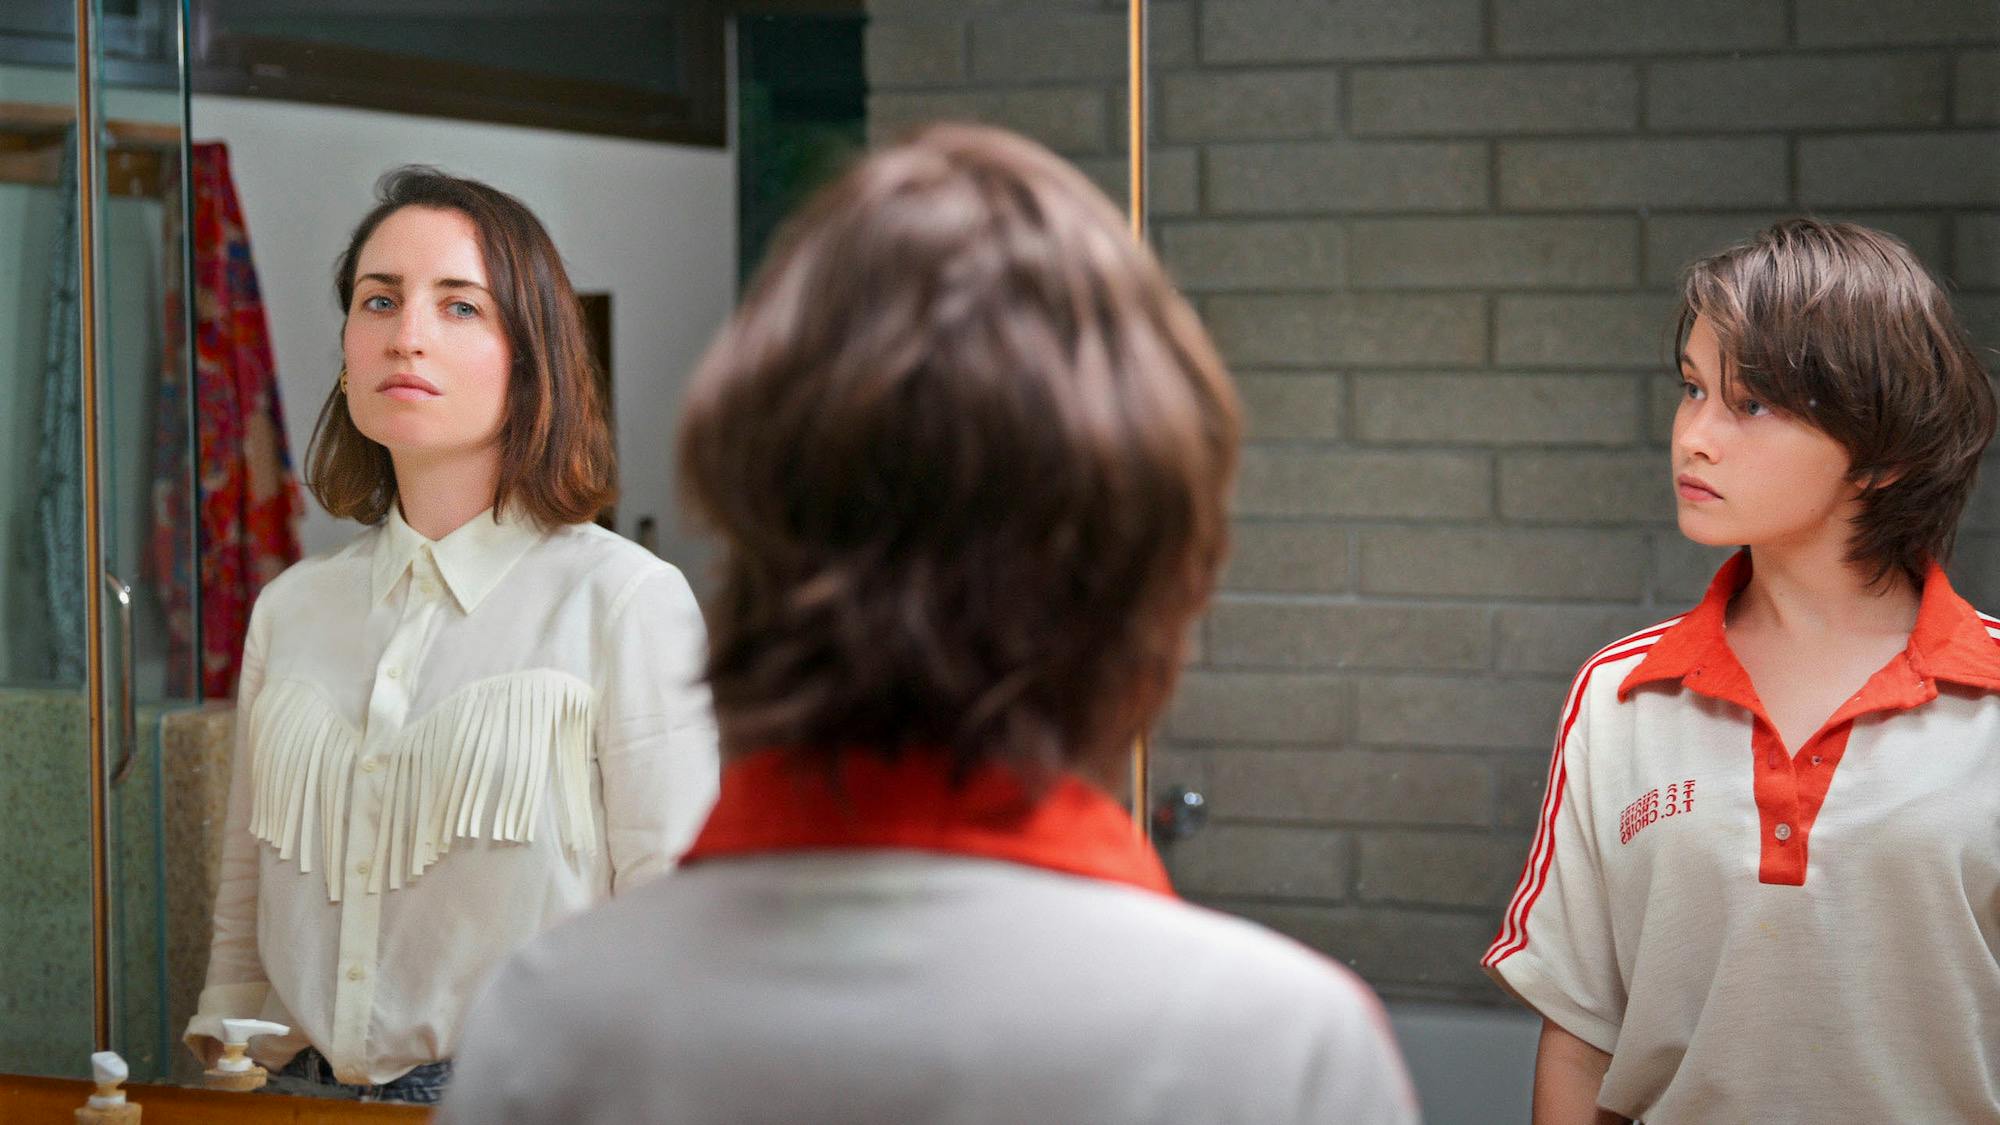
[0,0,194,1082]
[0,1,98,1079]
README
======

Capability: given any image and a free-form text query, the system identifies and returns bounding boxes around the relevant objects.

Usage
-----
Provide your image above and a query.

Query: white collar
[369,504,545,613]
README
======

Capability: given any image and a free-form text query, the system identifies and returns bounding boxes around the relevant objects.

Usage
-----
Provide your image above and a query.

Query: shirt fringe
[246,672,598,902]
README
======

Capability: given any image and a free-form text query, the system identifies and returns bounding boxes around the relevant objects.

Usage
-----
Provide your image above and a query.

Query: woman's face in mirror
[342,205,512,463]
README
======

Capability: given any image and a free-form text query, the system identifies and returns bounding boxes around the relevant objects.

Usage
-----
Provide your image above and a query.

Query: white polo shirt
[1486,551,2000,1123]
[439,749,1419,1124]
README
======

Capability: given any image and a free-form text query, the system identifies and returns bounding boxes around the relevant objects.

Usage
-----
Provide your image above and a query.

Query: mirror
[1141,4,1999,1123]
[0,0,1138,1100]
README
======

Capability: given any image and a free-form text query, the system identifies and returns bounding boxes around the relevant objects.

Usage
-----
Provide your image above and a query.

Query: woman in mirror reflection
[1485,219,2000,1124]
[182,168,721,1104]
[436,124,1417,1124]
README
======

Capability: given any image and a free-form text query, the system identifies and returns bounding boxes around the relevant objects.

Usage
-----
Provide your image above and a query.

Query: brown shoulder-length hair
[1678,218,1997,585]
[678,123,1242,778]
[307,166,615,526]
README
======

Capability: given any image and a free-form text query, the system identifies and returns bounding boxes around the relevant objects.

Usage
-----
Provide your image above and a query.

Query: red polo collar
[682,748,1174,897]
[1619,550,2000,713]
[1616,551,2000,886]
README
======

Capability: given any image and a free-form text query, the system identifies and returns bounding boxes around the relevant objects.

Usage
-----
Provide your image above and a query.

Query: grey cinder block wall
[865,0,2000,1004]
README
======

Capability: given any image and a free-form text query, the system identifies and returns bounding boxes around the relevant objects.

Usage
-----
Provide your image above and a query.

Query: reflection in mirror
[1142,3,1998,1122]
[0,0,1139,1104]
[0,0,193,1083]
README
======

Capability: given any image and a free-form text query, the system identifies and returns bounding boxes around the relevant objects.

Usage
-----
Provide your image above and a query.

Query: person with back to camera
[1484,218,2000,1124]
[183,167,720,1104]
[435,123,1419,1124]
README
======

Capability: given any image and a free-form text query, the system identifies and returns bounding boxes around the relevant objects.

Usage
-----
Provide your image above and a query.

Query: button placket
[330,561,445,1080]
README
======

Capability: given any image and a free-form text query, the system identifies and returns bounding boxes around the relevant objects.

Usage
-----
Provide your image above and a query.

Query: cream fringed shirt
[184,507,720,1086]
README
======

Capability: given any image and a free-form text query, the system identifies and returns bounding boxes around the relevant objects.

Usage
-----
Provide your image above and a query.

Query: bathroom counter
[0,1073,428,1122]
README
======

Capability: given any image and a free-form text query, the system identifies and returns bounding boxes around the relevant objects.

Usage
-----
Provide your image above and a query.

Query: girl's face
[342,206,512,466]
[1671,314,1861,555]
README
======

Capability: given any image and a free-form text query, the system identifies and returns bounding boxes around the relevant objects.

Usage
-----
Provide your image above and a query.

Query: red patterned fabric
[152,142,303,699]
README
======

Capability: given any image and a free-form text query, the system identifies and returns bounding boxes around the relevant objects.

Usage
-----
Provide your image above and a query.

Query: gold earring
[339,366,349,394]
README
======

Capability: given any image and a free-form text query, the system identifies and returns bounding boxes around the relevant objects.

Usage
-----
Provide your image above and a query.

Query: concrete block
[970,10,1127,82]
[1353,372,1640,447]
[1206,293,1488,367]
[1357,830,1518,907]
[1495,294,1679,369]
[1236,448,1492,519]
[1495,0,1785,54]
[1799,132,2000,208]
[1646,211,1949,287]
[1205,747,1494,825]
[1221,523,1352,593]
[1235,372,1345,442]
[1354,675,1565,750]
[1228,901,1497,993]
[1796,0,2000,47]
[1495,605,1670,676]
[1957,212,2000,289]
[1651,533,1737,604]
[1499,450,1672,524]
[1359,528,1649,599]
[1161,69,1342,142]
[1168,823,1351,899]
[1958,49,2000,125]
[1207,599,1491,671]
[865,20,967,88]
[1500,138,1789,210]
[1160,219,1345,291]
[1646,373,1682,445]
[1350,63,1638,136]
[1162,671,1349,743]
[1496,761,1552,829]
[1201,0,1483,64]
[868,87,1111,155]
[1205,140,1489,214]
[1648,54,1948,131]
[1349,217,1639,289]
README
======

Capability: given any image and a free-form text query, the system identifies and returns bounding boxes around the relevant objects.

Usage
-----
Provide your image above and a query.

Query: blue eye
[362,294,393,312]
[1681,380,1704,400]
[445,300,479,319]
[1739,399,1768,417]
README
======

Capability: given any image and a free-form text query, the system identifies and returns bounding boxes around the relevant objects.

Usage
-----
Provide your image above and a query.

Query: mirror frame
[58,0,1155,1061]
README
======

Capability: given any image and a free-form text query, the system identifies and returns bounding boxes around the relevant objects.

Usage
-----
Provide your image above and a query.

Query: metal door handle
[1151,785,1207,843]
[103,569,135,786]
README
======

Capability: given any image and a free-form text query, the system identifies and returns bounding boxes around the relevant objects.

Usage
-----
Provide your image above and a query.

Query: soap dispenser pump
[203,1018,289,1092]
[75,1051,141,1124]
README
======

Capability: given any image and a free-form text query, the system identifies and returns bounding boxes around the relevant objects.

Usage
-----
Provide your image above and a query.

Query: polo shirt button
[385,667,402,680]
[348,966,366,982]
[362,757,384,774]
[1766,751,1781,768]
[355,860,371,877]
[1810,755,1823,765]
[1775,823,1793,841]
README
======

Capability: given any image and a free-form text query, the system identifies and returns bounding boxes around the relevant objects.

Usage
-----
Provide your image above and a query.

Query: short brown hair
[1677,218,1996,584]
[678,124,1241,777]
[307,167,615,526]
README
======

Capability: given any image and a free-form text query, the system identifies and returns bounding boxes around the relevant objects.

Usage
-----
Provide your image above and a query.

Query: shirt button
[1766,751,1781,769]
[1774,823,1793,842]
[419,579,440,597]
[347,966,366,982]
[1810,755,1823,766]
[355,860,371,877]
[385,667,401,680]
[361,757,383,774]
